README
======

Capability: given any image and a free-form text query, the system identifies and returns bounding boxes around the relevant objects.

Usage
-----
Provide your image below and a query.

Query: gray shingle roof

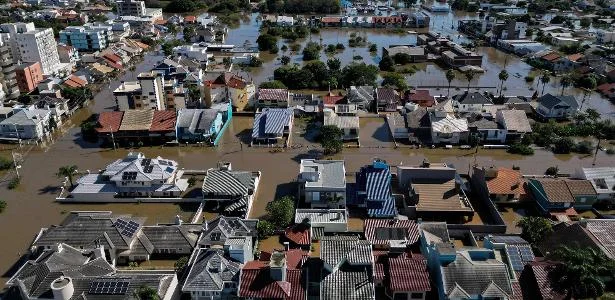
[141,224,201,251]
[320,237,374,300]
[538,93,578,109]
[199,216,257,247]
[182,249,240,292]
[453,92,493,105]
[202,169,257,197]
[300,159,346,189]
[320,236,373,268]
[176,109,219,134]
[348,86,375,104]
[440,251,512,298]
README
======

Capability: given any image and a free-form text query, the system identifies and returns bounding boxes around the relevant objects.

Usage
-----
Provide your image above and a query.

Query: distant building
[535,93,578,120]
[452,92,493,113]
[0,35,19,101]
[256,88,290,109]
[116,0,146,16]
[201,162,261,218]
[0,22,62,75]
[573,167,615,202]
[0,107,51,141]
[376,87,401,112]
[114,71,190,111]
[251,108,293,146]
[59,24,110,51]
[15,61,44,93]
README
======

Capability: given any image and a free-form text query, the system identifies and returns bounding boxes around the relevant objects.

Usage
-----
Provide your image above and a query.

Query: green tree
[265,196,294,228]
[445,69,456,97]
[302,41,321,61]
[280,55,290,65]
[551,246,615,299]
[174,256,189,274]
[586,108,601,123]
[517,216,553,246]
[320,125,344,155]
[256,34,278,52]
[183,25,195,43]
[187,176,197,187]
[0,200,6,213]
[133,285,159,300]
[327,57,341,71]
[545,166,559,176]
[259,80,287,89]
[381,73,408,91]
[379,53,395,71]
[369,44,378,52]
[540,72,551,96]
[498,70,509,98]
[57,165,78,188]
[222,57,232,70]
[340,63,379,87]
[560,74,573,96]
[553,137,575,154]
[580,76,597,110]
[464,69,476,91]
[257,220,275,238]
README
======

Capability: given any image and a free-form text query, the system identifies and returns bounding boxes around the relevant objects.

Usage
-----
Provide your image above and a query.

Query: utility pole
[592,137,601,166]
[12,150,21,178]
[109,126,116,150]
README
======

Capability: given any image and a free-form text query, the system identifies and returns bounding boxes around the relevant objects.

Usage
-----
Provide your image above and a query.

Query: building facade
[0,23,61,75]
[15,62,43,93]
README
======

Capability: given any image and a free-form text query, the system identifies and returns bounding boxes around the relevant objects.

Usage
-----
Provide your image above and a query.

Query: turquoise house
[176,102,231,144]
[528,178,598,214]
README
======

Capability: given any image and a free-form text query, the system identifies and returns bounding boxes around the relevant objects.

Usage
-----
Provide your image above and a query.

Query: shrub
[0,200,6,213]
[607,148,615,155]
[8,177,20,190]
[335,43,345,50]
[575,140,594,154]
[257,220,275,239]
[0,156,12,170]
[525,75,535,82]
[369,44,378,52]
[508,143,534,155]
[553,137,575,154]
[545,166,559,176]
[187,176,197,187]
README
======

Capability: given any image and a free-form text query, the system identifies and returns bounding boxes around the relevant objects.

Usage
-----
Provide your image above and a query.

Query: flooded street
[226,13,615,119]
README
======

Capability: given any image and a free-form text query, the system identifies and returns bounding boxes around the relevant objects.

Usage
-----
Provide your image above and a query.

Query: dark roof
[468,117,499,129]
[364,219,419,246]
[537,94,578,109]
[406,107,430,129]
[141,224,201,251]
[239,250,307,300]
[182,249,240,292]
[198,216,257,247]
[388,257,431,292]
[376,88,400,104]
[538,220,615,259]
[453,92,493,105]
[285,223,311,246]
[525,262,567,300]
[33,212,145,251]
[176,109,219,134]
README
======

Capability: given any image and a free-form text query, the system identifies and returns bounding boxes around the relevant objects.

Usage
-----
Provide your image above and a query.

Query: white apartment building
[0,23,61,75]
[113,71,166,110]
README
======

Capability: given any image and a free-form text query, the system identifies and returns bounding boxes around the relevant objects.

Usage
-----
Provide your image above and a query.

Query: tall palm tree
[560,74,573,96]
[57,165,78,188]
[580,76,597,111]
[552,246,614,299]
[498,70,509,98]
[464,69,475,92]
[540,72,551,96]
[445,69,455,97]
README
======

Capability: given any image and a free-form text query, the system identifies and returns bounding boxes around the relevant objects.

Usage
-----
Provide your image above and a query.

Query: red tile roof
[321,17,341,23]
[485,168,526,197]
[541,53,561,62]
[566,53,583,62]
[239,251,307,300]
[597,82,615,98]
[103,53,122,63]
[528,263,567,300]
[184,15,196,22]
[213,72,248,89]
[258,88,289,101]
[388,257,431,292]
[63,79,80,88]
[63,75,87,88]
[96,111,124,133]
[408,90,436,107]
[323,94,345,105]
[150,110,176,132]
[285,224,310,246]
[364,219,419,246]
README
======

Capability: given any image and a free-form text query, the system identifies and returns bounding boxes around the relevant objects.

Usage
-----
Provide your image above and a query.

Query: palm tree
[540,72,551,96]
[464,69,475,92]
[551,246,615,299]
[580,76,597,111]
[498,70,509,98]
[445,69,455,97]
[57,165,78,188]
[559,74,573,96]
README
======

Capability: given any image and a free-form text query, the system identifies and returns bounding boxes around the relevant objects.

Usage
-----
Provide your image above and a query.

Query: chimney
[485,165,498,179]
[283,242,289,251]
[50,277,74,300]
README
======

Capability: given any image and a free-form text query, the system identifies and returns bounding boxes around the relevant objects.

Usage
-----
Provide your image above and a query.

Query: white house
[294,209,348,233]
[536,93,578,120]
[452,92,493,113]
[323,108,359,141]
[429,99,469,144]
[573,167,615,202]
[0,107,51,141]
[298,159,347,209]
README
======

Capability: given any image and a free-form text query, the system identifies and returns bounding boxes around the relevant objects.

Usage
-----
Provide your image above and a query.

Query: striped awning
[366,169,391,201]
[202,170,249,196]
[367,196,397,217]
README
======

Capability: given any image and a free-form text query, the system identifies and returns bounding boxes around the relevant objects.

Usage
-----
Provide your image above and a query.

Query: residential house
[597,82,615,99]
[277,15,295,26]
[69,152,188,201]
[406,106,431,142]
[408,11,431,28]
[148,110,176,142]
[483,235,536,280]
[201,162,261,218]
[407,89,436,107]
[323,108,359,141]
[205,72,255,111]
[284,222,311,249]
[251,108,293,146]
[198,215,257,263]
[298,159,346,209]
[573,167,615,202]
[472,166,528,203]
[256,88,290,109]
[495,109,532,142]
[182,248,240,300]
[351,160,397,218]
[418,222,514,300]
[388,112,411,142]
[294,208,348,236]
[321,16,342,27]
[528,178,598,217]
[398,162,474,222]
[95,110,123,144]
[6,243,178,300]
[364,219,419,251]
[35,96,70,123]
[441,42,483,67]
[535,94,578,120]
[0,107,52,141]
[535,51,561,72]
[30,211,200,265]
[538,219,615,259]
[238,250,308,299]
[320,236,375,300]
[348,85,375,111]
[452,92,493,113]
[467,115,504,144]
[383,45,428,63]
[428,99,469,144]
[176,108,224,143]
[372,254,431,300]
[376,87,400,112]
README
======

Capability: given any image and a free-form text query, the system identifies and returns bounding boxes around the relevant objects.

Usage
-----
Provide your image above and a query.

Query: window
[410,293,423,299]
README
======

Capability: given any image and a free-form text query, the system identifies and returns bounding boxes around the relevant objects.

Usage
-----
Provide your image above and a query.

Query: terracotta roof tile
[388,257,431,292]
[285,224,310,246]
[239,251,306,300]
[150,110,176,132]
[564,180,597,195]
[184,15,196,22]
[485,168,526,196]
[258,89,288,101]
[96,111,124,133]
[541,53,561,61]
[323,95,345,105]
[408,90,436,107]
[364,219,419,246]
[531,179,574,203]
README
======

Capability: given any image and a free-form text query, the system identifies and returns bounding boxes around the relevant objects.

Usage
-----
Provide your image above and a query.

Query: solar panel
[210,232,221,241]
[121,220,140,237]
[144,165,154,173]
[88,280,129,295]
[115,219,127,229]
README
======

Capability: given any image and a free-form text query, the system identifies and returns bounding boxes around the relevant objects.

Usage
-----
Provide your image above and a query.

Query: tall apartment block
[0,34,19,102]
[116,0,147,17]
[0,23,61,75]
